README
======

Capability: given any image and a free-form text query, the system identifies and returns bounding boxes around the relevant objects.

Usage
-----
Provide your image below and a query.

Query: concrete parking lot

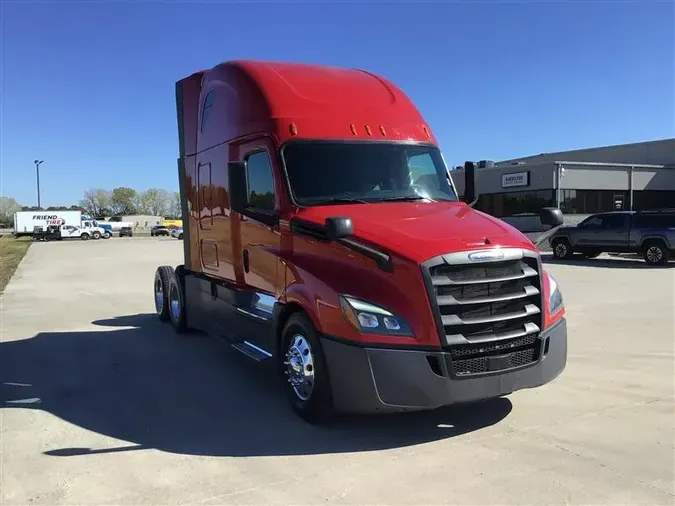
[1,238,674,505]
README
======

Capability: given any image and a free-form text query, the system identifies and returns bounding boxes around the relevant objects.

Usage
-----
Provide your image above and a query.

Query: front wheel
[92,231,101,240]
[551,238,573,260]
[103,231,112,239]
[643,241,669,266]
[280,313,334,424]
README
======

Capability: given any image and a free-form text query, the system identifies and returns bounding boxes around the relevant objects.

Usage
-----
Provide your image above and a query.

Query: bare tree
[80,189,112,217]
[135,189,169,216]
[0,196,22,225]
[168,192,181,218]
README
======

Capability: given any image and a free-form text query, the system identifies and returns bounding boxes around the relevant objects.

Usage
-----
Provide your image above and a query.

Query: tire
[92,231,101,240]
[167,272,187,333]
[81,233,90,241]
[154,266,174,322]
[582,251,601,259]
[642,240,669,266]
[103,232,112,239]
[279,312,334,424]
[178,233,183,240]
[551,238,573,260]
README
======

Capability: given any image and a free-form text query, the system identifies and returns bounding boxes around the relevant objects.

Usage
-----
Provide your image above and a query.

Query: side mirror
[228,161,249,214]
[463,161,479,206]
[325,217,353,241]
[540,207,563,227]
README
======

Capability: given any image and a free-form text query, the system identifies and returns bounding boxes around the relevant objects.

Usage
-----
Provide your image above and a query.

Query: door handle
[243,249,250,273]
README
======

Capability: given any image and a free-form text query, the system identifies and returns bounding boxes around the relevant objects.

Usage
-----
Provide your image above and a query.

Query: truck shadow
[0,314,511,458]
[541,255,675,269]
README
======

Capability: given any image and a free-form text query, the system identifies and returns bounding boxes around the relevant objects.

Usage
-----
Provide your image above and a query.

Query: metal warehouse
[451,138,675,230]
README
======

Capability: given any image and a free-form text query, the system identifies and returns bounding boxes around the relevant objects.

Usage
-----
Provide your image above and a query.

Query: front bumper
[321,317,567,414]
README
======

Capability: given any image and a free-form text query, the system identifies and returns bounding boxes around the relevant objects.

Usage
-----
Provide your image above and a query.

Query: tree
[0,196,22,225]
[168,191,181,218]
[80,189,112,217]
[134,189,169,216]
[111,187,137,215]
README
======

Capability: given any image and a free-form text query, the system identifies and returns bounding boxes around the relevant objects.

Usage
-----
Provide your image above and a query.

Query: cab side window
[601,214,627,229]
[246,151,276,211]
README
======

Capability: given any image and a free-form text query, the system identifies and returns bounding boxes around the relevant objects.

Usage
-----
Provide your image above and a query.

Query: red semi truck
[153,59,567,423]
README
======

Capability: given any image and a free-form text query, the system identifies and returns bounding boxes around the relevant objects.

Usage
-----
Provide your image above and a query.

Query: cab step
[231,341,273,362]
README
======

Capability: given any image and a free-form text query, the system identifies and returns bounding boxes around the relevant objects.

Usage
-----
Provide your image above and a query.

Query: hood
[294,201,536,263]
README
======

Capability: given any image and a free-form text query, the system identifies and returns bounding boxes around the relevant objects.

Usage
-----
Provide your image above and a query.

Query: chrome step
[231,341,272,362]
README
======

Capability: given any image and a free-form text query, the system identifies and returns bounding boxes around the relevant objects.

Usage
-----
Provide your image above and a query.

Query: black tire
[551,238,573,260]
[582,251,601,259]
[92,231,101,240]
[642,240,669,266]
[279,312,334,424]
[167,272,187,333]
[81,233,90,241]
[154,266,174,322]
[178,233,183,240]
[103,232,112,239]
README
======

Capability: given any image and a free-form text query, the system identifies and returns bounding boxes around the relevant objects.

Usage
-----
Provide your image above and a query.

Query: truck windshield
[282,141,459,206]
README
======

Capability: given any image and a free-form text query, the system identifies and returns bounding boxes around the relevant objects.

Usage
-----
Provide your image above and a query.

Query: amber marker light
[364,125,372,136]
[289,123,298,136]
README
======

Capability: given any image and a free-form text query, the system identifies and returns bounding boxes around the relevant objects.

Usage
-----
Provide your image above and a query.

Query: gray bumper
[321,318,567,414]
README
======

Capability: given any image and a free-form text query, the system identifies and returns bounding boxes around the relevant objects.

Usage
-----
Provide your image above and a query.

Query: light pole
[34,159,44,209]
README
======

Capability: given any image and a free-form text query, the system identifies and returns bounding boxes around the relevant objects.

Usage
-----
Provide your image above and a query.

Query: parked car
[171,227,183,240]
[119,226,133,237]
[151,225,170,237]
[549,209,675,265]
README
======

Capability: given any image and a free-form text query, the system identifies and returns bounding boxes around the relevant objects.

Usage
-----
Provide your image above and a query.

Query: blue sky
[2,0,673,207]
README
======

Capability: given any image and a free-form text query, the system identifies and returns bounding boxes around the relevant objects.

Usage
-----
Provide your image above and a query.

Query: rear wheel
[178,233,183,240]
[168,272,187,333]
[81,233,90,241]
[643,240,669,266]
[280,313,334,424]
[551,238,573,259]
[92,231,101,240]
[154,266,174,322]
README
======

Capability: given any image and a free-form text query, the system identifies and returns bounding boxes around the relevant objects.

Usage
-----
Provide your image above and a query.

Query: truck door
[576,214,603,247]
[234,139,283,354]
[599,213,630,252]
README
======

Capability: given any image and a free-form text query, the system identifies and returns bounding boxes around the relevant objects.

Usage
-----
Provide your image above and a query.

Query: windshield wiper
[380,196,436,203]
[312,197,369,205]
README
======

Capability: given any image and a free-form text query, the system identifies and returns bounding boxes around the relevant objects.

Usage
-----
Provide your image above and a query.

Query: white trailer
[14,210,83,237]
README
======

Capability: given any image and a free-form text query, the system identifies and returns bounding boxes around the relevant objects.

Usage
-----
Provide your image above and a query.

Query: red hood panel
[294,202,536,263]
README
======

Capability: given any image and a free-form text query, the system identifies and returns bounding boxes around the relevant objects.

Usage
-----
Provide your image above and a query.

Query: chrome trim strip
[436,285,540,306]
[235,307,269,321]
[431,265,538,286]
[441,303,540,326]
[445,322,540,344]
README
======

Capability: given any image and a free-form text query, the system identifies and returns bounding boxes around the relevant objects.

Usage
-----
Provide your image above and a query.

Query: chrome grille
[422,248,543,376]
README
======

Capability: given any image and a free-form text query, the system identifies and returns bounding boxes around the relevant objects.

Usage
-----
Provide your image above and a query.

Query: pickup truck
[549,209,675,265]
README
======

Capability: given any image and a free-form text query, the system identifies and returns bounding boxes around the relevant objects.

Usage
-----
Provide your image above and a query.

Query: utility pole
[34,159,44,209]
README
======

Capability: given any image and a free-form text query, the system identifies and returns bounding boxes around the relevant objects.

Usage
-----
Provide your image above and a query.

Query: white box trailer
[13,210,83,236]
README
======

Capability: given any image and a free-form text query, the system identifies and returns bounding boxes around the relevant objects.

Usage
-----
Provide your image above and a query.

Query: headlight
[547,272,564,315]
[339,295,413,337]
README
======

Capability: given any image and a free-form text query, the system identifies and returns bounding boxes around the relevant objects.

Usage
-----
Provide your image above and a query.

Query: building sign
[501,171,530,188]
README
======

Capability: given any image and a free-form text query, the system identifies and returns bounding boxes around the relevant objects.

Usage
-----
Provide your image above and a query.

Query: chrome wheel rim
[554,243,567,258]
[169,283,181,321]
[284,334,315,401]
[647,246,662,263]
[154,277,164,313]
